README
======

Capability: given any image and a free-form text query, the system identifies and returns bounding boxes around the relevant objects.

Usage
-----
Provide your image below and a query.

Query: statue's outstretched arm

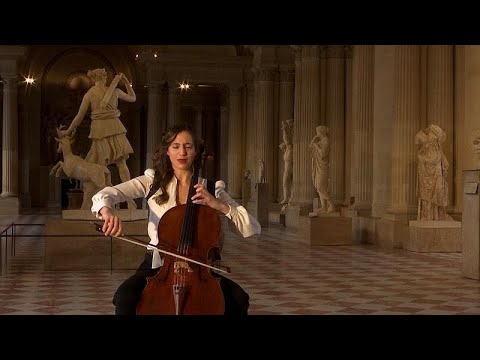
[60,94,90,137]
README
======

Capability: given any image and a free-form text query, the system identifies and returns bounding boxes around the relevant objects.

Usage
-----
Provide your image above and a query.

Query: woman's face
[167,130,197,171]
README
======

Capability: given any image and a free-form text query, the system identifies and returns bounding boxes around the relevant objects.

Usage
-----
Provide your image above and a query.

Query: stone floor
[1,213,479,315]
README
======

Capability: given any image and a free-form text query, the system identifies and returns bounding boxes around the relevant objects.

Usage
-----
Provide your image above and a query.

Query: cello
[136,166,225,315]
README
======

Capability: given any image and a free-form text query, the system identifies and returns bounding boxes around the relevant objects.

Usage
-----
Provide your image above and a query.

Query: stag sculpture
[50,126,112,209]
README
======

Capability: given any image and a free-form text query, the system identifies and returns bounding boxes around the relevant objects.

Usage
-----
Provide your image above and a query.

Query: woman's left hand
[192,183,229,214]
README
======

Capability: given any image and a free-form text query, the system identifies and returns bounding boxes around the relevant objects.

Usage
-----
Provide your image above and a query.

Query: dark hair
[151,123,204,205]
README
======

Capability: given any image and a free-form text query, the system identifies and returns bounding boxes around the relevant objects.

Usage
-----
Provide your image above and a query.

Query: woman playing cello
[91,123,261,315]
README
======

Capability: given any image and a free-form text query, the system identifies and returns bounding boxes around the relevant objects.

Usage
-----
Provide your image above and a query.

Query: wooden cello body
[136,182,225,315]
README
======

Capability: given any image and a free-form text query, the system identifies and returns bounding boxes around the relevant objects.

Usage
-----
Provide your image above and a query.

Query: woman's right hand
[99,207,123,237]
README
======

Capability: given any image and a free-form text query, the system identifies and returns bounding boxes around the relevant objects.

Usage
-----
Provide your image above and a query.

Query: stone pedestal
[298,213,352,246]
[252,183,269,228]
[374,216,408,249]
[405,220,462,252]
[66,190,83,209]
[242,179,251,205]
[44,218,148,270]
[0,197,19,215]
[462,170,480,279]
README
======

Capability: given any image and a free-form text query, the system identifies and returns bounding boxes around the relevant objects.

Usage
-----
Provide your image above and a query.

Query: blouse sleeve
[91,169,155,219]
[215,180,261,238]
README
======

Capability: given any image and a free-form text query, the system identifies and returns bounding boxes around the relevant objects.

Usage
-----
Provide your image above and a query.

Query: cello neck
[178,166,200,253]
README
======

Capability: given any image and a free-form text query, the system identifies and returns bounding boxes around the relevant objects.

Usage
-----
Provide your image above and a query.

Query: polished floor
[1,213,479,315]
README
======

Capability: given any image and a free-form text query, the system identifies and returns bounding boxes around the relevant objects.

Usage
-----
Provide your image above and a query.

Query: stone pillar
[325,45,345,206]
[227,85,243,199]
[193,106,203,140]
[389,45,421,215]
[1,74,19,198]
[253,68,275,200]
[350,45,374,211]
[291,47,302,207]
[426,45,454,207]
[344,46,353,206]
[320,47,327,126]
[245,81,256,176]
[0,47,25,214]
[290,45,320,209]
[278,68,294,122]
[454,45,465,213]
[146,82,163,169]
[372,46,395,218]
[202,107,216,180]
[463,46,480,170]
[219,106,229,183]
[167,84,179,126]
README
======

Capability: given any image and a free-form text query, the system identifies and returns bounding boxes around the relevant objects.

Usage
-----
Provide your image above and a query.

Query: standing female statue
[310,125,335,214]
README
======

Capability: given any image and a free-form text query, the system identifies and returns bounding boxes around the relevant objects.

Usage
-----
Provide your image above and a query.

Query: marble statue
[471,128,480,162]
[58,69,136,186]
[310,125,335,214]
[50,126,112,209]
[257,159,266,183]
[414,124,449,221]
[279,119,293,205]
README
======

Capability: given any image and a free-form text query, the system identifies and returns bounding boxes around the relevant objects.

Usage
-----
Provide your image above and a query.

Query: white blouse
[91,169,261,268]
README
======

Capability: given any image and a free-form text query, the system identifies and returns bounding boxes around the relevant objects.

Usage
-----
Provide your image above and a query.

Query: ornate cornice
[279,68,295,82]
[253,67,277,82]
[326,45,345,59]
[302,45,323,59]
[344,45,353,59]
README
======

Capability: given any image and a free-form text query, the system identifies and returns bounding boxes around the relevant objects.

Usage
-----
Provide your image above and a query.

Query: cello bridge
[174,260,193,273]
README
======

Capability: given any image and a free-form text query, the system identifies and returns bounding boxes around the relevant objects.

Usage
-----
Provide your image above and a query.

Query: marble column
[454,45,465,212]
[344,46,353,206]
[245,82,256,176]
[1,74,19,198]
[389,45,421,215]
[291,47,302,206]
[193,106,203,140]
[320,47,327,126]
[290,45,320,208]
[350,45,374,211]
[254,67,275,200]
[426,45,454,207]
[146,82,164,169]
[325,45,345,206]
[278,68,295,123]
[227,85,243,199]
[372,45,395,218]
[202,106,217,181]
[167,84,179,126]
[219,106,229,183]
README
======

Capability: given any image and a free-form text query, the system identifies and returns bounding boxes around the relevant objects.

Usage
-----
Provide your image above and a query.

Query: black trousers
[112,252,250,315]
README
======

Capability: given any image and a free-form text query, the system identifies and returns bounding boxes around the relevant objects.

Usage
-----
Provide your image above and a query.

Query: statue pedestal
[242,179,251,205]
[462,169,480,279]
[253,183,269,228]
[298,213,352,246]
[66,190,83,209]
[406,220,462,252]
[44,218,148,270]
[0,197,19,215]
